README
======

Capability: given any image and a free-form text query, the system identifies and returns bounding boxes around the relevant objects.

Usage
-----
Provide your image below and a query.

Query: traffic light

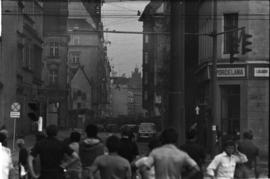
[242,31,252,54]
[230,53,239,63]
[28,103,39,121]
[230,37,240,54]
[229,36,239,63]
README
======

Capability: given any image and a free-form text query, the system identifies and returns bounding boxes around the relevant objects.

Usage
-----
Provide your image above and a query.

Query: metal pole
[12,118,17,152]
[211,0,218,156]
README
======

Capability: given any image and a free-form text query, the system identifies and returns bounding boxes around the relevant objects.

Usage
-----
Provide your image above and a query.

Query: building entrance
[220,85,240,141]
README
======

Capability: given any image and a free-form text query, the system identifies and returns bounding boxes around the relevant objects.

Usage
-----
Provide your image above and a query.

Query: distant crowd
[0,124,260,179]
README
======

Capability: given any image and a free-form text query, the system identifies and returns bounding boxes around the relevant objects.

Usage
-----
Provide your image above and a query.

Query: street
[8,129,269,179]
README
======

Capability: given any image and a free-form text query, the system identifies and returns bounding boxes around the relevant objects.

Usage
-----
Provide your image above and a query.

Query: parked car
[138,122,156,140]
[105,123,119,133]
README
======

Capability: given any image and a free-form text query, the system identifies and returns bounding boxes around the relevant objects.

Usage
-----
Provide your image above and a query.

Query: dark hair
[0,132,7,144]
[224,140,235,149]
[160,128,178,145]
[186,130,196,140]
[243,130,253,140]
[35,131,46,142]
[85,124,98,138]
[46,125,58,137]
[70,131,81,143]
[106,135,120,153]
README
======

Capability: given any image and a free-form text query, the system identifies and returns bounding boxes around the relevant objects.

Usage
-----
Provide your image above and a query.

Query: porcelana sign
[217,68,245,77]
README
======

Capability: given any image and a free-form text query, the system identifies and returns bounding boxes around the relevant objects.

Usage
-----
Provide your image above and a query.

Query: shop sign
[254,67,269,77]
[217,68,245,77]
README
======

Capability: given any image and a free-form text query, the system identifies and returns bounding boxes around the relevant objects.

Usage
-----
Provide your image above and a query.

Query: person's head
[16,138,25,149]
[35,131,46,142]
[106,135,120,153]
[160,128,178,145]
[70,131,81,143]
[223,140,235,156]
[186,130,196,141]
[46,125,58,137]
[85,124,98,138]
[0,132,7,146]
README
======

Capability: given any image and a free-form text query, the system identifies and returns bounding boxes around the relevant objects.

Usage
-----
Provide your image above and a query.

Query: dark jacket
[118,137,139,163]
[79,138,104,168]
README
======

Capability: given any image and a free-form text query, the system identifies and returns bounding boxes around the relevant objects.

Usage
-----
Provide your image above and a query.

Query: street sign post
[10,102,21,152]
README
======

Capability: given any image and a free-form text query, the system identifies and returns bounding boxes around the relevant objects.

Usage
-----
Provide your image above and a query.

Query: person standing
[118,129,139,163]
[64,131,82,179]
[0,132,14,179]
[89,135,131,179]
[28,125,79,179]
[16,138,29,179]
[180,130,206,179]
[142,128,200,179]
[133,137,160,179]
[206,140,248,179]
[79,124,105,179]
[236,131,259,178]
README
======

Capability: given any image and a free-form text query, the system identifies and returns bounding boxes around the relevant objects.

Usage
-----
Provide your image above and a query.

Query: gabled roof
[68,18,95,31]
[139,1,164,22]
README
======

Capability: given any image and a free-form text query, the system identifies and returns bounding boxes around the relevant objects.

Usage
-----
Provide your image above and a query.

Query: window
[70,53,80,64]
[224,13,238,54]
[23,45,32,69]
[73,36,80,45]
[49,42,59,57]
[144,34,149,43]
[49,69,58,85]
[144,52,149,64]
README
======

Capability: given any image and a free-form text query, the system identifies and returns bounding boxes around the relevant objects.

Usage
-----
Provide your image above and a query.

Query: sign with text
[254,67,269,77]
[217,67,245,77]
[10,111,20,118]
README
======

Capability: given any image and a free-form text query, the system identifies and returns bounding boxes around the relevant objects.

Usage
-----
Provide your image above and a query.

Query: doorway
[220,85,240,140]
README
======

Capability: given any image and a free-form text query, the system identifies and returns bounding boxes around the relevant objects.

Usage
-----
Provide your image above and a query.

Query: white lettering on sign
[217,68,245,77]
[10,111,20,118]
[254,67,269,77]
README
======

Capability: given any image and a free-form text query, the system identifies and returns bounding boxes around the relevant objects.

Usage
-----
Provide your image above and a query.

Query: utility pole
[211,0,218,156]
[169,1,185,145]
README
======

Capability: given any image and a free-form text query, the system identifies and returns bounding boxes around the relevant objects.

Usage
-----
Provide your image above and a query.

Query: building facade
[128,67,143,117]
[0,0,43,135]
[40,1,69,128]
[196,0,269,155]
[139,1,170,119]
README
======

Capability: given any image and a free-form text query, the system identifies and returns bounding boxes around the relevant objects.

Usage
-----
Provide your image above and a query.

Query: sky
[102,1,149,77]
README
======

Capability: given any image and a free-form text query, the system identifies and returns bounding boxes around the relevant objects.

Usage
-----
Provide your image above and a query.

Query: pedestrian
[142,128,200,179]
[0,125,8,147]
[180,130,206,179]
[206,140,248,179]
[89,135,131,179]
[118,129,139,163]
[133,137,160,179]
[28,125,79,179]
[0,132,14,179]
[79,124,105,179]
[235,130,259,178]
[16,138,29,179]
[64,131,82,179]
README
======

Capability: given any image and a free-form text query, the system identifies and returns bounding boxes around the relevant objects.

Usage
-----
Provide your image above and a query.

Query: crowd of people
[0,124,260,179]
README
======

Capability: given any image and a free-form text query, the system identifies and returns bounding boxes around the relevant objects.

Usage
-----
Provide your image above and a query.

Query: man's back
[94,154,131,179]
[31,137,73,172]
[238,139,259,168]
[148,144,197,179]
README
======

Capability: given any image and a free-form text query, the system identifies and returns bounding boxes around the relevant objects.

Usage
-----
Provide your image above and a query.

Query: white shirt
[207,152,248,179]
[0,143,13,179]
[135,157,155,179]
